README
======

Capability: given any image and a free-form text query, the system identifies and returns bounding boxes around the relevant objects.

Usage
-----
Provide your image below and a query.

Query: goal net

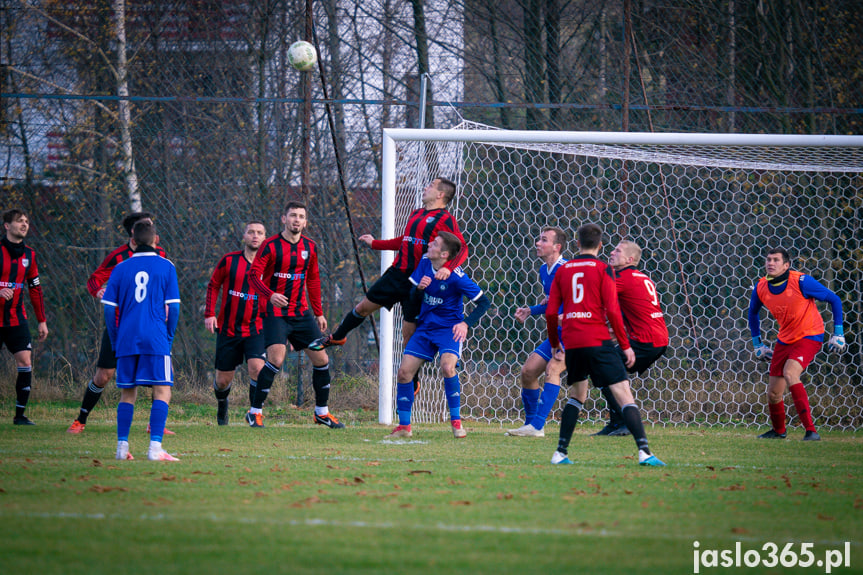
[377,121,863,431]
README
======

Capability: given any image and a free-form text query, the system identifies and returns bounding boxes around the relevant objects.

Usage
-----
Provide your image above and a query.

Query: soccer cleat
[116,441,134,461]
[146,424,176,436]
[307,334,347,351]
[13,416,35,425]
[551,451,573,465]
[147,448,179,462]
[245,411,265,428]
[217,399,229,426]
[451,419,467,438]
[505,423,545,437]
[314,412,345,429]
[639,454,667,467]
[757,429,787,439]
[387,424,412,438]
[592,421,630,436]
[803,430,821,441]
[67,420,86,434]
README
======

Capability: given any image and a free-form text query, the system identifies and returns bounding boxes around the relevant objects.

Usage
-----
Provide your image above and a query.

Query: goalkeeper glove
[752,336,773,361]
[827,326,846,353]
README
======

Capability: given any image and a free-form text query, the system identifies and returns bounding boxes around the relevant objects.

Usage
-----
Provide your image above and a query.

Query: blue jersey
[102,252,181,356]
[409,256,484,330]
[529,256,567,316]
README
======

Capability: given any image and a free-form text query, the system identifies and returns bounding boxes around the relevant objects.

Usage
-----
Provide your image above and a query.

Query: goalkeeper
[748,247,845,441]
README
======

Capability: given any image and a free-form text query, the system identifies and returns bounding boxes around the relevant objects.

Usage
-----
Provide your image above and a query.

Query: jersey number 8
[134,271,150,303]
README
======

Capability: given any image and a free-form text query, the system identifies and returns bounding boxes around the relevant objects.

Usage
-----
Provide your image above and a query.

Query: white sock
[149,440,163,453]
[249,407,262,415]
[314,406,329,416]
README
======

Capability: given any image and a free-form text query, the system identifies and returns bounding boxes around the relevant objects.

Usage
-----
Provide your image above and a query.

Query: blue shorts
[116,354,174,388]
[533,327,564,362]
[404,325,461,362]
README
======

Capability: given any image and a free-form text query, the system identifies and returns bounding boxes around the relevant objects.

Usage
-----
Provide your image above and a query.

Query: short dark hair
[3,208,27,225]
[436,178,457,204]
[577,223,602,250]
[132,220,156,247]
[284,201,306,214]
[244,220,266,231]
[436,231,462,262]
[767,247,790,264]
[542,226,567,251]
[122,212,154,237]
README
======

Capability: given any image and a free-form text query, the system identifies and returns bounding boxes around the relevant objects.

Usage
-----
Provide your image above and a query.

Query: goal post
[378,124,863,429]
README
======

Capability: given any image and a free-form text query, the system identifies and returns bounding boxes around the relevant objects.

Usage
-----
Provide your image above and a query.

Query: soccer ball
[288,41,317,72]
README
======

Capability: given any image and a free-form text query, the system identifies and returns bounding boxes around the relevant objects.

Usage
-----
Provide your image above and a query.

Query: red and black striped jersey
[205,251,262,337]
[0,239,46,327]
[615,266,669,347]
[248,234,322,318]
[87,242,167,297]
[546,255,630,350]
[371,208,468,274]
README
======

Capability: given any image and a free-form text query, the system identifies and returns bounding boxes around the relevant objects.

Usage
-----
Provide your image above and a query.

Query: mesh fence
[392,123,863,430]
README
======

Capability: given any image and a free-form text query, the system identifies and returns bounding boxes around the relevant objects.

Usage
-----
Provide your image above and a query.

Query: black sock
[77,380,104,424]
[15,367,32,418]
[600,386,624,425]
[621,403,650,454]
[249,379,257,405]
[214,384,231,401]
[312,364,331,408]
[253,362,278,409]
[331,309,365,340]
[556,398,583,455]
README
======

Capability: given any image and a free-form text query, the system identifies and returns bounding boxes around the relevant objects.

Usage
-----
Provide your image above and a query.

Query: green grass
[0,402,861,574]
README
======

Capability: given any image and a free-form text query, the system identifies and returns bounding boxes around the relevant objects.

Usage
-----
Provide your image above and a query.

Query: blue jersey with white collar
[409,256,484,330]
[529,256,567,316]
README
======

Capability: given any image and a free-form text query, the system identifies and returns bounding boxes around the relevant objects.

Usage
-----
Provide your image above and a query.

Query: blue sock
[117,402,134,442]
[148,400,169,442]
[396,382,414,426]
[522,388,540,425]
[529,383,561,430]
[444,375,461,421]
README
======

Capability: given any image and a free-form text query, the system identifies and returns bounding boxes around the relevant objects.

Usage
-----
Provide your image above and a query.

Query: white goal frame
[377,127,863,427]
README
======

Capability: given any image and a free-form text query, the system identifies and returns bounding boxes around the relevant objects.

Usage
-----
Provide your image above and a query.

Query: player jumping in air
[748,247,845,441]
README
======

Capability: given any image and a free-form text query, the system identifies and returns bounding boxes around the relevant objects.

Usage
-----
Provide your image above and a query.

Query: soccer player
[204,221,267,426]
[506,227,567,438]
[546,223,665,467]
[387,232,490,439]
[102,221,180,461]
[0,209,48,425]
[748,247,845,441]
[67,212,174,434]
[308,178,468,372]
[247,201,342,429]
[593,240,669,437]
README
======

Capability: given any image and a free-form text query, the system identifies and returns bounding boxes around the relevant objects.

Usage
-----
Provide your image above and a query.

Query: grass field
[0,401,860,575]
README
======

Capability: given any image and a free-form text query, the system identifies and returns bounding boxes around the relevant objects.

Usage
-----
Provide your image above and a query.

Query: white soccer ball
[288,41,317,72]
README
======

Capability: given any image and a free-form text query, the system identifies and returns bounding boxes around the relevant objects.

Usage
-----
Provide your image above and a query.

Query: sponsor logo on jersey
[565,311,593,319]
[229,289,257,301]
[0,281,25,289]
[568,261,597,267]
[274,272,306,280]
[424,294,444,306]
[403,237,428,246]
[650,312,664,318]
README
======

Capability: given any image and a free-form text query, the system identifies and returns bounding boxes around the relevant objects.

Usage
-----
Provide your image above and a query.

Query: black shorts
[215,332,266,372]
[96,328,117,369]
[617,341,667,376]
[0,323,32,355]
[263,311,323,351]
[365,267,420,323]
[564,341,629,388]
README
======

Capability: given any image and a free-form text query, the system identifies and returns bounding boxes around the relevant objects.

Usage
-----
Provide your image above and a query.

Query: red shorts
[769,338,822,377]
